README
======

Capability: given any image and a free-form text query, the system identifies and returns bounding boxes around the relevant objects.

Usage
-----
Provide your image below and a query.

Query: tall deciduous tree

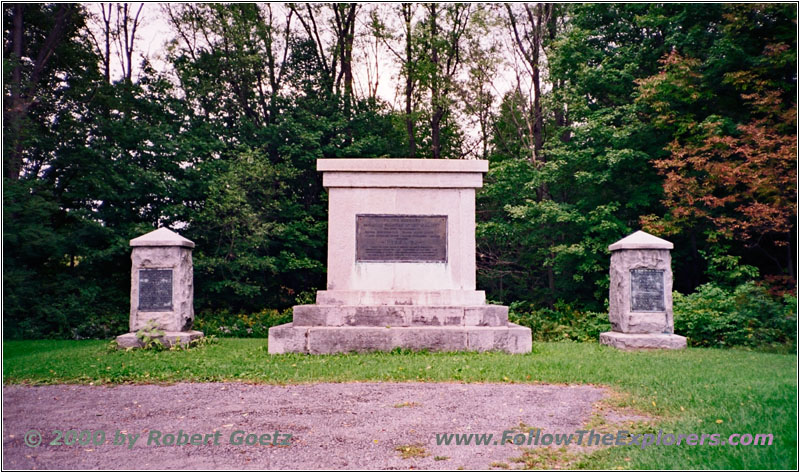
[4,3,81,179]
[370,3,421,157]
[418,3,472,158]
[637,3,797,283]
[505,3,552,165]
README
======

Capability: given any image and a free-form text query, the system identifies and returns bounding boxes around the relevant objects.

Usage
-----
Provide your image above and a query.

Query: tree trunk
[403,4,416,158]
[102,3,111,82]
[6,4,24,179]
[4,4,73,179]
[429,4,441,159]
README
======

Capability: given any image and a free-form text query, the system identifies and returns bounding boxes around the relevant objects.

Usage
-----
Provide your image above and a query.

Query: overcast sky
[84,3,524,145]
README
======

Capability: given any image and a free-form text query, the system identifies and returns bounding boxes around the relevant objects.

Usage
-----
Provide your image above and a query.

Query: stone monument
[269,159,532,354]
[599,230,687,350]
[116,227,203,348]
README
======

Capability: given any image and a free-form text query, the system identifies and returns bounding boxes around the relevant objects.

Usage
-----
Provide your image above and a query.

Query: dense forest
[3,3,796,343]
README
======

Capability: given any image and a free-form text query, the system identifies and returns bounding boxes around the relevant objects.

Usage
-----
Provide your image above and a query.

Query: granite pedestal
[269,159,531,354]
[599,231,686,350]
[116,228,204,348]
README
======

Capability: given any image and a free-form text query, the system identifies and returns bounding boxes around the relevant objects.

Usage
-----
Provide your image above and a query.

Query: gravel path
[3,382,607,470]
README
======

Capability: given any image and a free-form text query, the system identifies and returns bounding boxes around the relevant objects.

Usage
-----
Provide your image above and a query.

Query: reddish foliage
[639,49,796,249]
[657,96,796,246]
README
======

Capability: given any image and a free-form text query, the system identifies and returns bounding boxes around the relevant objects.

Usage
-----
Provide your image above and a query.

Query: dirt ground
[3,382,609,470]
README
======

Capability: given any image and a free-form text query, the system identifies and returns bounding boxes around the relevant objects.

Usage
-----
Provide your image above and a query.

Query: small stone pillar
[116,228,203,348]
[599,231,687,350]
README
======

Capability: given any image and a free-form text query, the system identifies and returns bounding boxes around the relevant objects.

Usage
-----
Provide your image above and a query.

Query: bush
[509,301,610,342]
[193,308,293,338]
[674,281,797,349]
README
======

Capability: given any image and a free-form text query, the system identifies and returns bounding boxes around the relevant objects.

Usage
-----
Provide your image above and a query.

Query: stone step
[315,290,486,306]
[268,323,532,354]
[599,331,687,350]
[116,330,204,349]
[291,304,508,327]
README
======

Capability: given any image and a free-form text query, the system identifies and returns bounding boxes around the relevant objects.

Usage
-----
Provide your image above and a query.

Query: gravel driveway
[3,382,607,470]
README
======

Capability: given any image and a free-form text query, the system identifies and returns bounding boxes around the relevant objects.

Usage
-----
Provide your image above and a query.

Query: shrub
[509,301,610,342]
[673,281,797,349]
[193,308,293,338]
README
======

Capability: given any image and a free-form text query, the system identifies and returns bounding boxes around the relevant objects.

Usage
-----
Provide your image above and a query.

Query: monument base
[116,330,204,349]
[269,303,531,354]
[599,331,686,350]
[268,322,531,354]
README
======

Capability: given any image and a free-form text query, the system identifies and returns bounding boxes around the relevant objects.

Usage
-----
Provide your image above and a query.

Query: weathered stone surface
[115,330,204,349]
[268,323,531,354]
[322,159,481,296]
[464,305,508,326]
[603,231,686,350]
[267,324,309,354]
[130,245,194,332]
[316,290,486,306]
[292,305,508,327]
[317,158,488,173]
[599,331,686,350]
[608,248,673,333]
[608,230,673,251]
[129,228,195,333]
[269,159,529,354]
[130,227,195,248]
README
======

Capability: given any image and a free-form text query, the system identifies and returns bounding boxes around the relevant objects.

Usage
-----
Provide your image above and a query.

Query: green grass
[3,339,796,469]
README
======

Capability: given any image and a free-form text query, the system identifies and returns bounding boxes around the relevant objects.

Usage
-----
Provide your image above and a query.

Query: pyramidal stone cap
[608,230,673,251]
[130,227,195,248]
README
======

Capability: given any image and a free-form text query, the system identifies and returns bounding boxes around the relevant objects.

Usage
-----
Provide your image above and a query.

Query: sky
[83,3,526,148]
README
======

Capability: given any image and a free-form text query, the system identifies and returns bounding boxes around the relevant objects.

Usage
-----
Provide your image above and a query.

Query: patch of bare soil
[3,382,623,470]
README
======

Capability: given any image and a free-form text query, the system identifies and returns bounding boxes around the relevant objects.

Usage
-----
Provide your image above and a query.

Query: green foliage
[3,4,407,338]
[193,308,293,338]
[167,334,219,352]
[698,235,760,288]
[674,282,797,350]
[3,3,796,344]
[134,319,166,351]
[480,3,796,315]
[509,301,610,343]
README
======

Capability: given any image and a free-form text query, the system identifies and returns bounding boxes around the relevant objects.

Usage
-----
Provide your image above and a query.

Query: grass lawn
[3,339,796,469]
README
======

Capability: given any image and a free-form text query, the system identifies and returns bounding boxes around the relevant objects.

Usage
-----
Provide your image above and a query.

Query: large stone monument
[269,159,531,354]
[599,231,687,350]
[116,228,203,348]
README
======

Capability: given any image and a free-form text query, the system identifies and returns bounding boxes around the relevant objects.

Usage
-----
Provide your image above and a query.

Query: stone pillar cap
[130,227,195,248]
[609,230,673,251]
[317,158,488,173]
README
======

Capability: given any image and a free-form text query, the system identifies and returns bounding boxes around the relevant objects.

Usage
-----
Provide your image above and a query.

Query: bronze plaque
[630,269,665,312]
[356,215,447,262]
[138,269,173,311]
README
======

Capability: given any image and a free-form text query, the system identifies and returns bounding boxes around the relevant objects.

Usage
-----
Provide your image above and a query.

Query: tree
[3,4,82,179]
[637,4,797,283]
[418,3,473,158]
[4,4,189,338]
[370,3,421,157]
[505,3,553,165]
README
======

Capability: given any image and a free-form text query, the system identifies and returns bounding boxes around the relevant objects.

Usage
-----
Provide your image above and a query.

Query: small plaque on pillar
[138,269,173,311]
[630,269,665,312]
[356,215,447,263]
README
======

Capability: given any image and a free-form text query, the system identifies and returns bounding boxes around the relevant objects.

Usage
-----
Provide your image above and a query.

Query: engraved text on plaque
[139,269,173,311]
[630,269,665,312]
[356,215,447,262]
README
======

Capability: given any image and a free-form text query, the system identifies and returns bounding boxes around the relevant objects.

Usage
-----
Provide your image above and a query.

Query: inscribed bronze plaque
[630,269,665,312]
[138,269,173,311]
[356,215,447,262]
